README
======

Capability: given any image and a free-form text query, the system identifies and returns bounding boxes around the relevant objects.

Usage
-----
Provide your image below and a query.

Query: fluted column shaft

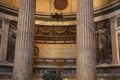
[76,0,96,80]
[13,0,36,80]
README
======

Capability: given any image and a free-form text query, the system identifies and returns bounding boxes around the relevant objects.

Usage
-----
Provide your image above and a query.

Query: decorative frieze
[34,25,76,42]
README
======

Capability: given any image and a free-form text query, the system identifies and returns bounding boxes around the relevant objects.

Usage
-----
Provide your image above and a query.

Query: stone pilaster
[76,0,96,80]
[1,19,10,62]
[110,17,117,64]
[13,0,36,80]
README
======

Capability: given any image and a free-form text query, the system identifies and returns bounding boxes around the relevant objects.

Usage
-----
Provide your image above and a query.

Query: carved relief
[54,27,67,34]
[34,25,76,42]
[95,19,112,64]
[35,26,53,37]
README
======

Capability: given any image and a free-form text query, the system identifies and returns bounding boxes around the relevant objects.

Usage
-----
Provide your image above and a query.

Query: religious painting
[6,21,17,62]
[95,19,112,64]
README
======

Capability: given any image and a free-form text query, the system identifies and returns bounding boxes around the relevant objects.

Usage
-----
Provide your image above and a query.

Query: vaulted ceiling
[0,0,115,14]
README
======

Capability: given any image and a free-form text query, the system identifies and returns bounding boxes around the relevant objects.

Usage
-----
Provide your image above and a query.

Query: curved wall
[0,0,120,25]
[0,0,116,13]
[0,0,120,60]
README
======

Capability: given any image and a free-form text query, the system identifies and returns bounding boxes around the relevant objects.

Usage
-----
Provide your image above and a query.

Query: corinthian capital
[4,19,10,25]
[110,16,116,24]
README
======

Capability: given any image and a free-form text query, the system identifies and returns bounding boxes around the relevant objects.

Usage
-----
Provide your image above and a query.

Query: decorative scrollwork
[39,27,52,34]
[34,45,39,56]
[34,25,76,42]
[69,26,76,33]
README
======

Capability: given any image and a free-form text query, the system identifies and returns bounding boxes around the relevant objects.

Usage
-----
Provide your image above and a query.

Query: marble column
[76,0,96,80]
[1,19,10,62]
[13,0,36,80]
[110,17,117,64]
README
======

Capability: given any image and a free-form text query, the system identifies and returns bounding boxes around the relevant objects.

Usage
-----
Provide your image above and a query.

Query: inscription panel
[35,44,76,58]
